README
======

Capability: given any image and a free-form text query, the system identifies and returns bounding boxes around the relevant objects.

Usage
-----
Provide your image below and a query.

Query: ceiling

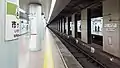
[51,0,103,23]
[19,0,52,20]
[19,0,103,24]
[19,0,71,23]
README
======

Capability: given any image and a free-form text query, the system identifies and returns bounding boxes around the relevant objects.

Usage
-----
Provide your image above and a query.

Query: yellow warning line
[43,30,54,68]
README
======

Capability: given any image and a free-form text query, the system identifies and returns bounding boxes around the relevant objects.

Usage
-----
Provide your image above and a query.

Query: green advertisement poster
[7,2,17,15]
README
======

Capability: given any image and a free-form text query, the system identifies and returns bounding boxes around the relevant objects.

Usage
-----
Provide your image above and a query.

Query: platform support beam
[64,18,66,33]
[68,17,71,35]
[62,18,65,33]
[57,21,59,30]
[75,14,78,38]
[58,21,60,31]
[71,14,75,37]
[65,17,69,35]
[81,8,91,44]
[59,20,61,32]
[60,19,63,32]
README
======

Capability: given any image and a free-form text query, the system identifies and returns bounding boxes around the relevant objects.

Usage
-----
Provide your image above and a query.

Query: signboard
[5,0,20,41]
[20,19,28,34]
[77,20,81,32]
[91,17,103,36]
[104,23,117,32]
[70,22,73,31]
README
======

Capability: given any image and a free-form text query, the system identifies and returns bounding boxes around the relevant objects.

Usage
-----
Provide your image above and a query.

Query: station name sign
[104,23,117,32]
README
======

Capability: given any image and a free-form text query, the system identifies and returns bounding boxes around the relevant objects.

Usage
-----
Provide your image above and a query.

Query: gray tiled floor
[18,28,65,68]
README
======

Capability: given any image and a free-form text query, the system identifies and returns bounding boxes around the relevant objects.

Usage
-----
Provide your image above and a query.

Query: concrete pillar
[81,9,88,43]
[29,4,42,51]
[60,19,62,32]
[103,0,120,58]
[58,21,59,31]
[57,21,58,30]
[71,14,75,37]
[59,20,61,32]
[64,18,66,33]
[60,19,63,33]
[66,17,69,35]
[81,9,91,43]
[59,20,60,31]
[75,14,78,38]
[68,17,71,35]
[62,18,65,33]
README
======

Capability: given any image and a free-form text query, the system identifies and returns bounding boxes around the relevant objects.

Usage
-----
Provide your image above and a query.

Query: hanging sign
[5,0,20,41]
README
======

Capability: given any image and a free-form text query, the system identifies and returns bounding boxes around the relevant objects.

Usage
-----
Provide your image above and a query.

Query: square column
[103,0,120,58]
[71,14,75,37]
[68,17,71,35]
[75,14,78,38]
[60,19,63,32]
[57,21,59,30]
[59,20,61,32]
[65,17,69,35]
[81,9,91,43]
[58,20,60,31]
[64,18,66,33]
[62,18,65,33]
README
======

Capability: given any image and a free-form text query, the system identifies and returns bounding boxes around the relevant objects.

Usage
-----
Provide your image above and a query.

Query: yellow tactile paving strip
[43,28,54,68]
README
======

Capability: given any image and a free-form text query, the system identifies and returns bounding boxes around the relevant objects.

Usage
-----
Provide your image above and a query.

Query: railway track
[49,27,120,68]
[56,33,107,68]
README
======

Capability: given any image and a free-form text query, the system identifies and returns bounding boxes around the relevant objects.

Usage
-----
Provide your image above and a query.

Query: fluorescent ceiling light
[47,0,56,23]
[19,8,26,13]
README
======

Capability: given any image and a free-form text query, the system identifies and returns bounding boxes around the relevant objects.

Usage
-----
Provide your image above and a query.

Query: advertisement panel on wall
[5,0,20,41]
[77,20,81,32]
[20,19,28,34]
[70,22,72,31]
[91,17,103,36]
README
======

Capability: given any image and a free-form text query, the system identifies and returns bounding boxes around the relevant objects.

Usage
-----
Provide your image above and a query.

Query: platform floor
[18,28,65,68]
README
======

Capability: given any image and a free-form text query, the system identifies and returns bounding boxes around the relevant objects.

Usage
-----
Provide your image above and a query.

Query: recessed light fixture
[19,8,26,13]
[47,0,56,23]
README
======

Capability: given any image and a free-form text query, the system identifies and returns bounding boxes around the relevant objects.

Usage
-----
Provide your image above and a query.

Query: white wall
[0,0,19,68]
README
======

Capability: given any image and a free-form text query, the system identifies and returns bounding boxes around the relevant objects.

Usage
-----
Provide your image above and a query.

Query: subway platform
[18,27,83,68]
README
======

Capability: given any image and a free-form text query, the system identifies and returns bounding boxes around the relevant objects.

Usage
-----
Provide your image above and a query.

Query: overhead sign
[5,0,20,41]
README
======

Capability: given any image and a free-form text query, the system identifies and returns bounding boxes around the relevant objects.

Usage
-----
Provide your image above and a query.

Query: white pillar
[29,4,42,51]
[62,18,65,33]
[72,14,75,37]
[66,17,69,35]
[81,9,88,43]
[59,20,61,32]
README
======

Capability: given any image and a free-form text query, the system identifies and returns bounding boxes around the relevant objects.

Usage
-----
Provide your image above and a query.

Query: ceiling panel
[19,0,71,23]
[19,0,52,19]
[48,0,71,23]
